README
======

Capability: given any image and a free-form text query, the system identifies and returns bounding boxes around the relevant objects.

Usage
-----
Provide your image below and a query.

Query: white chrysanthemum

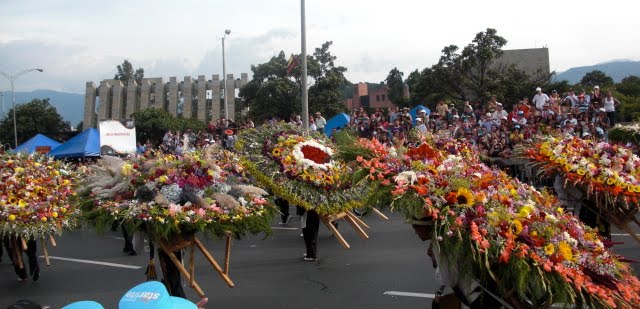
[291,140,335,171]
[394,171,417,185]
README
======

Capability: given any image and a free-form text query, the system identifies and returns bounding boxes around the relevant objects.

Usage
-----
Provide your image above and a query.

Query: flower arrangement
[0,153,78,239]
[353,135,640,308]
[517,136,640,222]
[236,123,373,215]
[608,123,640,146]
[80,149,275,240]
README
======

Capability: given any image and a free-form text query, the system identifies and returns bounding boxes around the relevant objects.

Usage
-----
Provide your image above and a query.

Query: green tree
[385,67,408,108]
[0,98,70,146]
[307,41,349,117]
[131,108,204,146]
[240,41,349,122]
[580,70,614,88]
[114,60,145,85]
[617,75,640,97]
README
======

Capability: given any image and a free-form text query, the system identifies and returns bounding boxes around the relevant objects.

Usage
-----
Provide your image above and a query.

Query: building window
[376,95,380,101]
[382,94,386,101]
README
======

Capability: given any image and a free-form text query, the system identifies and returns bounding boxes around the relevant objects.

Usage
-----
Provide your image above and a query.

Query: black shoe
[128,250,137,256]
[123,246,133,253]
[32,267,40,282]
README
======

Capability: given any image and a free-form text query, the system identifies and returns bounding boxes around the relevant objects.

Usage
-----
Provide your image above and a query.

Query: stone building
[345,82,409,111]
[83,73,248,131]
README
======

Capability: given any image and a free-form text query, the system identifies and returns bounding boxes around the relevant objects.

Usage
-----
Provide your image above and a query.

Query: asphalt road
[1,210,639,309]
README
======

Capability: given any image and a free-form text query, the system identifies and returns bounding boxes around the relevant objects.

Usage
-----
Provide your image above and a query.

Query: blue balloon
[119,281,197,309]
[62,301,105,309]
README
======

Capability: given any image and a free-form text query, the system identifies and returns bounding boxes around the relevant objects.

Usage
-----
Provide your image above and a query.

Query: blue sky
[1,0,639,93]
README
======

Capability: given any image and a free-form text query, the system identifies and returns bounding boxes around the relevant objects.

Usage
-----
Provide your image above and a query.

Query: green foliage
[240,42,348,123]
[617,75,640,97]
[131,108,205,145]
[405,28,554,108]
[0,98,70,146]
[385,67,408,107]
[114,60,144,85]
[580,70,614,88]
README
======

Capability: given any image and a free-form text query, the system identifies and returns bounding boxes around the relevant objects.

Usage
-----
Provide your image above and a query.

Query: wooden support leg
[158,241,205,298]
[344,213,369,240]
[371,208,389,220]
[12,237,24,270]
[42,238,50,266]
[224,231,232,275]
[346,211,370,229]
[193,237,235,288]
[20,238,27,250]
[619,224,640,245]
[321,216,350,249]
[49,235,57,247]
[189,243,195,288]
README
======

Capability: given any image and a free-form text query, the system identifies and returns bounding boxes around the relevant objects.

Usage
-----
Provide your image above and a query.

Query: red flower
[300,145,330,164]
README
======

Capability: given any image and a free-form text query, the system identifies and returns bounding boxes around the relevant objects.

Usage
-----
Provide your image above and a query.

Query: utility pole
[300,0,309,130]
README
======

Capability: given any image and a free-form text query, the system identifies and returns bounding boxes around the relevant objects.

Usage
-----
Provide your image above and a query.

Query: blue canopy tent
[410,105,430,125]
[12,134,61,154]
[49,128,101,159]
[324,113,350,137]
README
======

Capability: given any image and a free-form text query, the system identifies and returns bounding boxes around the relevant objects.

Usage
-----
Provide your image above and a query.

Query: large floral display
[351,134,640,308]
[236,124,372,215]
[80,148,275,240]
[0,153,78,239]
[517,136,640,224]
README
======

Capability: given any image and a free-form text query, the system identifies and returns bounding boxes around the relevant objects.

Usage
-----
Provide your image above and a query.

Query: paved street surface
[1,210,639,309]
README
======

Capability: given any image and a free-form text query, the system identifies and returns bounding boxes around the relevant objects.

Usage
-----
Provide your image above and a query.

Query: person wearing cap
[592,108,611,131]
[223,129,235,150]
[314,112,326,133]
[436,100,449,117]
[577,94,589,114]
[591,86,603,106]
[491,103,508,121]
[532,87,550,110]
[513,110,527,126]
[415,117,427,133]
[564,113,578,126]
[563,89,579,110]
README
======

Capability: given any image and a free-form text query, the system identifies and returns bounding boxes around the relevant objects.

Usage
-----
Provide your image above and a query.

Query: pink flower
[168,203,182,217]
[195,208,206,218]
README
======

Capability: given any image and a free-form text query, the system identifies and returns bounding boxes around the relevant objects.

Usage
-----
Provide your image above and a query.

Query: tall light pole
[0,68,44,148]
[0,91,4,119]
[222,29,231,120]
[300,0,309,130]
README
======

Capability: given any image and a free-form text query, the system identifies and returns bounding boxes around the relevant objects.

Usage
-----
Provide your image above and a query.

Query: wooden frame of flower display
[355,135,640,308]
[79,148,275,297]
[516,136,640,243]
[236,124,375,249]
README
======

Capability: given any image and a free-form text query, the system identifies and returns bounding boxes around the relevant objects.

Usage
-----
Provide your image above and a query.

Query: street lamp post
[222,29,231,120]
[0,91,4,118]
[0,68,44,148]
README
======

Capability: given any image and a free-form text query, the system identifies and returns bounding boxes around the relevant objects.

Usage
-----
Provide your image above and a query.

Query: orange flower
[445,191,458,205]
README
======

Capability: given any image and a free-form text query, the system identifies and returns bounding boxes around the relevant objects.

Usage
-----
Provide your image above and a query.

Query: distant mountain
[554,60,640,84]
[6,90,84,126]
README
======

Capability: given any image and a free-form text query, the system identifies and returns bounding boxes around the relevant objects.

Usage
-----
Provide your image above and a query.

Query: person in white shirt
[314,112,326,133]
[491,103,508,121]
[532,87,550,110]
[602,91,620,126]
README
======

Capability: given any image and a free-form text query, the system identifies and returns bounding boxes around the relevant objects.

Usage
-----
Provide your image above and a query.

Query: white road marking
[271,227,298,230]
[39,256,142,269]
[611,233,640,237]
[383,291,435,298]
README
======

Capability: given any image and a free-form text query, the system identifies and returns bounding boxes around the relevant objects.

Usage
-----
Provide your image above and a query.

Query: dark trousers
[0,236,13,264]
[158,249,186,298]
[275,198,290,223]
[303,210,320,259]
[12,237,38,280]
[122,225,134,251]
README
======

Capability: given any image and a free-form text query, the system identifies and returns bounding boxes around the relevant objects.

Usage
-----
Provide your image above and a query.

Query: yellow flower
[18,199,27,208]
[558,242,573,261]
[158,175,169,183]
[121,163,133,175]
[556,207,564,214]
[271,148,282,156]
[456,187,475,207]
[41,217,48,222]
[51,212,58,218]
[14,167,25,174]
[577,169,586,176]
[544,243,555,255]
[606,178,616,186]
[513,220,523,235]
[8,214,16,221]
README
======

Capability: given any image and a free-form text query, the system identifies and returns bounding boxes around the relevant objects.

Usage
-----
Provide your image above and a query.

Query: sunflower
[271,148,282,157]
[456,187,475,207]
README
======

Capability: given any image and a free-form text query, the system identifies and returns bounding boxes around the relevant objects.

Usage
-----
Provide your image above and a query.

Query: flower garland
[608,123,640,146]
[516,136,640,220]
[0,153,78,239]
[352,135,640,308]
[236,124,373,215]
[80,150,275,240]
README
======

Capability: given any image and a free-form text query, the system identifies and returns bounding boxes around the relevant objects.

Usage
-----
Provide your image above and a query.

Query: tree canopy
[0,98,71,146]
[240,41,349,123]
[385,67,408,108]
[114,60,145,85]
[580,70,614,88]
